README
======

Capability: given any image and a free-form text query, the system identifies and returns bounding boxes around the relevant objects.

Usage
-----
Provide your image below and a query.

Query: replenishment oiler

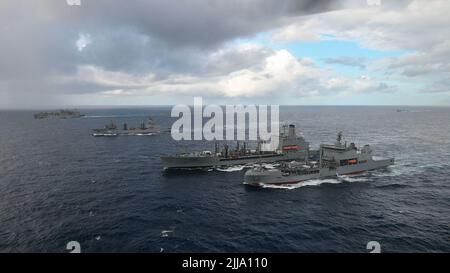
[161,124,314,169]
[244,132,394,186]
[93,117,168,136]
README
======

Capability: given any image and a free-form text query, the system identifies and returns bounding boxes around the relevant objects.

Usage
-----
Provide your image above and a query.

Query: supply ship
[161,124,314,169]
[244,132,394,186]
[92,117,168,136]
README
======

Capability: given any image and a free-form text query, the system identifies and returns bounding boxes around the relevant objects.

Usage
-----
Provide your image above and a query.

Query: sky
[1,0,450,109]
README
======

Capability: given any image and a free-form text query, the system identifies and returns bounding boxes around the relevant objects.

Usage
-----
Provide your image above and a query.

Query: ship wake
[216,163,279,172]
[258,174,368,190]
[216,165,247,172]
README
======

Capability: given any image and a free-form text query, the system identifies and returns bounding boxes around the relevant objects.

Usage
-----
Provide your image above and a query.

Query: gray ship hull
[161,152,307,169]
[244,157,394,186]
[93,129,160,137]
[92,117,169,137]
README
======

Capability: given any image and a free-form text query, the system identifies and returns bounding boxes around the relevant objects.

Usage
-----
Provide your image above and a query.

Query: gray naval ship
[161,124,313,169]
[244,132,394,186]
[93,117,168,136]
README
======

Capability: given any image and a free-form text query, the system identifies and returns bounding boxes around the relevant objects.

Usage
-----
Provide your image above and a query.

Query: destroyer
[244,132,394,186]
[161,124,314,169]
[93,117,168,136]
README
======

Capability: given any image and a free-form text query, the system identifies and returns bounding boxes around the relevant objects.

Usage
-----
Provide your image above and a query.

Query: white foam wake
[260,163,279,169]
[259,174,368,190]
[260,178,341,190]
[161,229,175,237]
[216,165,247,172]
[337,175,369,182]
[216,162,280,172]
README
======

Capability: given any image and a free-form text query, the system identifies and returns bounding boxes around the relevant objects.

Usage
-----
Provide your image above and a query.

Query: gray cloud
[324,56,367,69]
[386,41,450,77]
[2,0,435,108]
[421,79,450,93]
[0,0,346,108]
[370,82,396,93]
[63,0,342,48]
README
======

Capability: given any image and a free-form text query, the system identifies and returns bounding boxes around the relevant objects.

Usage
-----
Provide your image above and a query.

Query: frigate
[244,132,394,186]
[161,124,315,169]
[92,117,168,136]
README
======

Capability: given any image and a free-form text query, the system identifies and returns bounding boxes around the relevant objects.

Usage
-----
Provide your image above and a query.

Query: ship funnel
[335,131,343,147]
[288,124,296,137]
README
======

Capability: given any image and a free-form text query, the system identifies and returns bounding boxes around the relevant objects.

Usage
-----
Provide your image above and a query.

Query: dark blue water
[0,106,449,252]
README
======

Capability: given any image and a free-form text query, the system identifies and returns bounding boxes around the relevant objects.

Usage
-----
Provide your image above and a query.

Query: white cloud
[76,33,91,52]
[273,1,450,51]
[65,46,391,100]
[272,19,323,42]
[3,0,437,107]
[271,0,450,95]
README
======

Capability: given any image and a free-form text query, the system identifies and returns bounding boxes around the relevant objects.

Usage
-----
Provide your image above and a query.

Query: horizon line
[1,104,449,111]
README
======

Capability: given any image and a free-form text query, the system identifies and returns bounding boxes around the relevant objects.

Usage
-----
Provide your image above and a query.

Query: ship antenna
[257,151,262,167]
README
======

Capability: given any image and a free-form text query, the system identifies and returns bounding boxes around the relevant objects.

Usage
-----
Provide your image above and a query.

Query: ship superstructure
[244,132,394,186]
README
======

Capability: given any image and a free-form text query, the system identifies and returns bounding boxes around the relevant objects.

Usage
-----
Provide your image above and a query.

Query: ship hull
[92,128,170,136]
[93,130,157,137]
[161,152,308,169]
[244,157,394,186]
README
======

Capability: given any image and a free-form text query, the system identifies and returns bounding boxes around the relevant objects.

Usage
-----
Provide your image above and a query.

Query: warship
[161,124,314,169]
[92,117,167,136]
[34,109,85,119]
[244,132,394,186]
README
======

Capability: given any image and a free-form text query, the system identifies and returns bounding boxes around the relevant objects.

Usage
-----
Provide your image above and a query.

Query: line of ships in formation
[92,118,395,186]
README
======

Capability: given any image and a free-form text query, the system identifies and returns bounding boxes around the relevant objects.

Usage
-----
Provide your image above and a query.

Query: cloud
[271,0,450,95]
[324,57,367,69]
[420,79,450,94]
[64,47,392,100]
[0,0,445,108]
[0,0,348,108]
[76,33,91,52]
[385,41,450,77]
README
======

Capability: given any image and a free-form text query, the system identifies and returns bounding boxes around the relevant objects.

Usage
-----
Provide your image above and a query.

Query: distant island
[33,109,85,119]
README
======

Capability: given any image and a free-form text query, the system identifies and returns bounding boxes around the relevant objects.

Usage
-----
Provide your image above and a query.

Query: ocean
[0,106,449,252]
